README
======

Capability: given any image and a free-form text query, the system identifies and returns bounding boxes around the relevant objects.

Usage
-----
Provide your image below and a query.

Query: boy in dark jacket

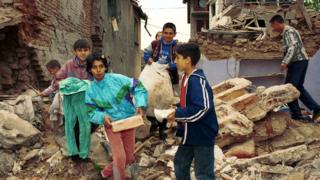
[167,43,219,180]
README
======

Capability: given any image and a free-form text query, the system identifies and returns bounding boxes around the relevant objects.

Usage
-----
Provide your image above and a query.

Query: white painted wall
[304,50,320,105]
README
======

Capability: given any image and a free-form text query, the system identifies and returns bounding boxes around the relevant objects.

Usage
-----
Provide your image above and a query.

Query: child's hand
[167,111,176,123]
[136,107,144,117]
[104,116,112,127]
[147,58,154,65]
[37,92,45,97]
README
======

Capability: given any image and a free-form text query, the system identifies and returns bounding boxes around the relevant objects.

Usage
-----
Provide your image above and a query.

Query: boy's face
[175,53,191,71]
[48,67,60,76]
[271,22,284,33]
[91,60,106,81]
[162,28,176,43]
[74,48,91,61]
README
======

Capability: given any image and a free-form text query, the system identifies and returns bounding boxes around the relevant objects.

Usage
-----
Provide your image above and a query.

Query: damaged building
[184,0,320,103]
[0,0,147,95]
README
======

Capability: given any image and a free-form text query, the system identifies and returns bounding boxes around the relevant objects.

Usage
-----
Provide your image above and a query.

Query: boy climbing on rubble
[85,52,148,179]
[143,22,179,140]
[39,60,61,102]
[167,43,219,180]
[38,60,64,129]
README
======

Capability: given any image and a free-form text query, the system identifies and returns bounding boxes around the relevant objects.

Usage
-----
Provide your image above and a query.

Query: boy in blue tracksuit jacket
[167,43,219,180]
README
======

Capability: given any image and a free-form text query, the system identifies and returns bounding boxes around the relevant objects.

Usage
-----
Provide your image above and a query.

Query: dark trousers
[174,145,215,180]
[285,60,320,118]
[168,68,179,85]
[147,116,167,140]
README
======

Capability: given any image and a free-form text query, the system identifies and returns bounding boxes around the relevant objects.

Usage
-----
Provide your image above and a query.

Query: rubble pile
[135,78,320,179]
[0,78,320,179]
[190,7,320,60]
[211,78,320,179]
[0,94,110,179]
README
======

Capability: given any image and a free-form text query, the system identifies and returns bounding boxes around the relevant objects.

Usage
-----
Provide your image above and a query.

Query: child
[143,22,179,139]
[39,59,61,102]
[167,43,219,180]
[144,22,178,84]
[155,31,162,40]
[55,39,94,160]
[85,52,148,179]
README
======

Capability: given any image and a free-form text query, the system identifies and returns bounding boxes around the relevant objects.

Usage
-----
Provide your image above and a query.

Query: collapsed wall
[0,0,97,94]
[191,4,320,60]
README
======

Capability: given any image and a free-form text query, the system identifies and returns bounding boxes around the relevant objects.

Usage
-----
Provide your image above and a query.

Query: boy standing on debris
[55,39,95,160]
[167,43,219,180]
[84,52,148,179]
[270,15,320,122]
[39,60,61,102]
[143,22,179,139]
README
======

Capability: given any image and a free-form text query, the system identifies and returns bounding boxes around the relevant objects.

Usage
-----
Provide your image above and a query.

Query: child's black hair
[46,59,61,69]
[175,43,201,66]
[86,52,109,75]
[73,39,91,50]
[269,15,284,24]
[163,22,176,33]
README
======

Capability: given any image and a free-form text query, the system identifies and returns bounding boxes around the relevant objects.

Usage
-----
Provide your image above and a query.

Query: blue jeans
[285,60,320,118]
[174,145,215,180]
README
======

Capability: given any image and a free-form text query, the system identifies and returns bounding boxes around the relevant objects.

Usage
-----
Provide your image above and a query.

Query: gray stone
[1,0,13,4]
[46,150,63,168]
[0,102,14,113]
[5,95,35,122]
[0,151,15,177]
[135,118,151,140]
[0,110,40,149]
[89,134,110,166]
[6,176,20,180]
[312,159,320,169]
[234,145,308,168]
[139,153,155,167]
[153,144,165,158]
[23,149,41,162]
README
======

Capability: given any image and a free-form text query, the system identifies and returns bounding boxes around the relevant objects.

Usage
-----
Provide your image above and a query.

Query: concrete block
[214,78,252,102]
[259,84,300,112]
[213,78,252,95]
[229,93,259,112]
[243,105,267,122]
[234,145,308,168]
[225,139,255,158]
[254,112,289,142]
[215,103,254,147]
[216,87,248,102]
[111,115,144,132]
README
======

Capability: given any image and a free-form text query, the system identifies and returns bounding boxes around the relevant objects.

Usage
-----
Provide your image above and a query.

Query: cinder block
[111,115,144,132]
